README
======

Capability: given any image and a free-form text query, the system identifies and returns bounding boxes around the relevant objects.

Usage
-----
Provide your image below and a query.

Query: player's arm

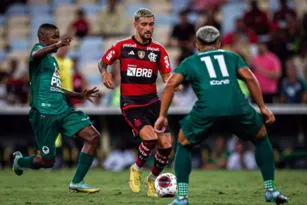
[32,37,72,60]
[238,68,265,109]
[154,73,184,133]
[159,48,183,91]
[161,73,171,83]
[238,68,275,125]
[61,87,99,103]
[160,74,184,117]
[98,43,121,89]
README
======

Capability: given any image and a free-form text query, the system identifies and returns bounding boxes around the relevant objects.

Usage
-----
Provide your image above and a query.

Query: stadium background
[0,0,306,171]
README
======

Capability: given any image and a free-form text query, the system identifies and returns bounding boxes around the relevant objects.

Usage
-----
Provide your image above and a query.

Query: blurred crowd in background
[1,0,307,107]
[0,0,307,170]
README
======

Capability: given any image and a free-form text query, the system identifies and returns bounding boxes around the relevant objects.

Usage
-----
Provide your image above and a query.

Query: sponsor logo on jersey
[106,50,115,61]
[148,52,157,62]
[127,67,153,78]
[138,51,145,59]
[147,47,160,51]
[210,79,230,85]
[123,43,137,48]
[164,56,170,68]
[50,63,62,91]
[128,50,135,55]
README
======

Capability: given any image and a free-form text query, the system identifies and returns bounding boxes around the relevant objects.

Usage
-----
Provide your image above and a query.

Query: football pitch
[0,169,306,205]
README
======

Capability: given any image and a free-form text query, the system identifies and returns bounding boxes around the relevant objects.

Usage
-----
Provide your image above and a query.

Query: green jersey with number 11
[173,49,253,117]
[29,43,68,114]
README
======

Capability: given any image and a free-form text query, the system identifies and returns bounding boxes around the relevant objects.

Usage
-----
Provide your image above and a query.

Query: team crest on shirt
[138,51,145,59]
[148,52,157,62]
[134,119,142,127]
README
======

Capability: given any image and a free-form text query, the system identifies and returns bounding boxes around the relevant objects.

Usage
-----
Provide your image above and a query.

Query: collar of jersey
[131,35,152,47]
[198,49,223,55]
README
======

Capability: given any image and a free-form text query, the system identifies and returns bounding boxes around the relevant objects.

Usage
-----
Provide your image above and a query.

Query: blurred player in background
[12,23,101,193]
[155,26,288,205]
[98,8,182,197]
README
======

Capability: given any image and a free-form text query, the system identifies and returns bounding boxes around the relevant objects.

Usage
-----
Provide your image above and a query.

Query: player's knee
[254,125,267,141]
[86,131,100,145]
[178,135,190,146]
[139,125,158,141]
[158,134,172,149]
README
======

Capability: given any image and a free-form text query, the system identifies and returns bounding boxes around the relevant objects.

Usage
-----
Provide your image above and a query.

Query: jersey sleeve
[29,44,44,62]
[159,46,172,74]
[236,54,249,71]
[101,41,121,65]
[173,59,191,82]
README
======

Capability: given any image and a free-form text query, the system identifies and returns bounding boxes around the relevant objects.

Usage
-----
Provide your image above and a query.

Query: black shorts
[122,100,170,138]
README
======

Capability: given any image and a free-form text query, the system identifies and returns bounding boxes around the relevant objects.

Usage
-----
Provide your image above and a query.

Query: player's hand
[103,71,114,89]
[260,107,275,125]
[56,36,73,48]
[175,84,183,92]
[154,116,168,134]
[81,87,99,103]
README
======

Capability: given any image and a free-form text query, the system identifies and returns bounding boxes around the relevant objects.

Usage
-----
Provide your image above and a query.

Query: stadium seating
[0,0,190,87]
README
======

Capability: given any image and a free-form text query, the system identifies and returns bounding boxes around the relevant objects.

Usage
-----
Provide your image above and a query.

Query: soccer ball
[154,173,177,197]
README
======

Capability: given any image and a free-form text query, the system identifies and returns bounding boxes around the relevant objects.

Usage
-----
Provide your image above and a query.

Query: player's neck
[133,35,151,46]
[201,46,217,52]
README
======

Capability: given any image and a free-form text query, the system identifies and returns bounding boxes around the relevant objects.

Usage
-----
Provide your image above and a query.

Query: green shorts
[180,108,264,145]
[29,107,92,158]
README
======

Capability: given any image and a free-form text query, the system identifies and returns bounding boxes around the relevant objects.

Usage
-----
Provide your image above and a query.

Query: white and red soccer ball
[154,173,177,197]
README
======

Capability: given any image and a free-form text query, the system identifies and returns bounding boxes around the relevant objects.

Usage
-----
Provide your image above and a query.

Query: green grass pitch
[0,169,306,205]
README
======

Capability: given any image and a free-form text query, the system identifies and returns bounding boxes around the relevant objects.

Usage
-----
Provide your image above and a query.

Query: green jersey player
[154,26,288,205]
[12,23,100,193]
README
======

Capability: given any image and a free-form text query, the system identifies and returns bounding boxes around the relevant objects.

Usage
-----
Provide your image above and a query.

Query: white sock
[149,172,157,180]
[133,163,143,171]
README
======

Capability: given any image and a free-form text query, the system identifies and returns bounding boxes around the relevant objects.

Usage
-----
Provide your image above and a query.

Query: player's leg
[13,109,59,175]
[150,101,172,177]
[232,111,288,204]
[143,132,172,197]
[60,109,100,193]
[122,107,158,195]
[169,129,191,205]
[170,115,213,205]
[253,126,288,204]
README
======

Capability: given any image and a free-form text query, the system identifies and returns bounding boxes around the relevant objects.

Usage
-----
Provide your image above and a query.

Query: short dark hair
[37,23,58,38]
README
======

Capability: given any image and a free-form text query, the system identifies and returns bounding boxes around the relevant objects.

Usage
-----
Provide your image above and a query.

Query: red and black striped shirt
[101,36,172,109]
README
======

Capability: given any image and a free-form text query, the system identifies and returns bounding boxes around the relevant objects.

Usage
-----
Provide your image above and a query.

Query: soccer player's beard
[140,32,152,42]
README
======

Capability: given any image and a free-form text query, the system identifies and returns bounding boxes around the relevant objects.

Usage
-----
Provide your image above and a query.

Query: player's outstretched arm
[155,74,184,133]
[98,59,114,89]
[238,68,275,125]
[32,36,73,60]
[61,87,99,103]
[161,73,183,92]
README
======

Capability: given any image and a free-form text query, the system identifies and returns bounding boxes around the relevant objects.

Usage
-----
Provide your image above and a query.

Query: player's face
[134,17,155,41]
[42,29,60,46]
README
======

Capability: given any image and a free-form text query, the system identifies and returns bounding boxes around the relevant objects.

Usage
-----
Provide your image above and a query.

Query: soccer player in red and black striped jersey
[98,8,182,197]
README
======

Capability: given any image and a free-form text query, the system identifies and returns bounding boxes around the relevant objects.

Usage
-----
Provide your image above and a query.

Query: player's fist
[103,71,114,89]
[260,107,275,125]
[56,36,73,48]
[175,84,183,92]
[154,116,168,134]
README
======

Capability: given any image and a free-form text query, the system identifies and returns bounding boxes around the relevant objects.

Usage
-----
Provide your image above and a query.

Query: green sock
[17,155,39,169]
[174,143,192,197]
[254,135,275,190]
[72,152,94,184]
